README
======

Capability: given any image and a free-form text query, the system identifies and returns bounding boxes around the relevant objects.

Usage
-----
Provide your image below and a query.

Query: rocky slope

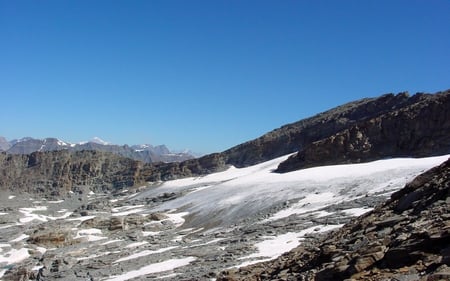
[0,150,147,196]
[217,157,450,281]
[141,90,450,180]
[276,90,450,172]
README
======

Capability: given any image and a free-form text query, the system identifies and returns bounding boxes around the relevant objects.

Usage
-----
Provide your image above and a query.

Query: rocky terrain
[276,90,450,172]
[0,150,146,196]
[218,157,450,281]
[1,154,448,280]
[0,137,194,164]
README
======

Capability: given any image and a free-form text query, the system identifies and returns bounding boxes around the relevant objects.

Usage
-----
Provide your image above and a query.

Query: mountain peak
[89,137,110,145]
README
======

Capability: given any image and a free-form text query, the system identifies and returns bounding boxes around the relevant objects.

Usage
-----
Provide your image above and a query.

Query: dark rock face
[0,150,148,196]
[147,90,450,180]
[276,91,450,172]
[217,158,450,281]
[223,92,419,168]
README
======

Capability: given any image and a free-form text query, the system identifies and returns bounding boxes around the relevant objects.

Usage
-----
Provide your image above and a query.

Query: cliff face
[0,150,146,196]
[276,91,450,172]
[218,157,450,281]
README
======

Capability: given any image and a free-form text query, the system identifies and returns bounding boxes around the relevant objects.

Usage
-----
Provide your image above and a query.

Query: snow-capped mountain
[0,136,195,163]
[88,137,111,145]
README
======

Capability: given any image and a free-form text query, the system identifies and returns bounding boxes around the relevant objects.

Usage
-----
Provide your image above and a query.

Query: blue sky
[1,1,449,154]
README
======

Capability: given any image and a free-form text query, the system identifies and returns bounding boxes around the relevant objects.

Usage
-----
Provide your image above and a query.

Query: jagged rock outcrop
[276,90,450,172]
[141,90,450,179]
[0,150,147,196]
[217,157,450,281]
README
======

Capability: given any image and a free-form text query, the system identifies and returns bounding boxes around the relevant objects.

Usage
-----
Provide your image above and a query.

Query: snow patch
[0,247,30,265]
[105,257,196,281]
[164,211,189,227]
[114,246,178,263]
[236,224,342,268]
[342,207,374,216]
[125,241,148,248]
[74,228,106,242]
[10,234,29,242]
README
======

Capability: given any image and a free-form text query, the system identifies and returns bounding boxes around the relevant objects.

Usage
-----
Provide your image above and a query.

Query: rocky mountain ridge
[0,137,194,164]
[0,90,449,197]
[133,90,450,180]
[218,157,450,281]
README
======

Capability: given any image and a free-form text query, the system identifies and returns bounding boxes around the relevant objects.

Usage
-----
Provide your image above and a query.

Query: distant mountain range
[0,136,194,163]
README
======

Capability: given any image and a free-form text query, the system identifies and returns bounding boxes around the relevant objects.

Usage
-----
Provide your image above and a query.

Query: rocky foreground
[218,158,450,281]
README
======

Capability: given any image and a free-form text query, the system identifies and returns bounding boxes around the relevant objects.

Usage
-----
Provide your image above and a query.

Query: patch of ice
[125,241,148,248]
[19,206,48,223]
[35,246,47,254]
[187,238,224,248]
[156,273,179,279]
[236,224,343,268]
[142,231,161,237]
[111,208,146,217]
[0,269,6,278]
[265,192,338,221]
[114,246,178,263]
[101,239,123,245]
[0,224,13,230]
[47,200,64,204]
[67,215,96,222]
[10,234,29,242]
[112,205,145,212]
[77,252,111,261]
[74,228,107,242]
[311,210,334,218]
[342,207,374,216]
[106,257,196,280]
[0,212,7,216]
[0,247,30,265]
[8,195,16,199]
[111,205,146,216]
[32,265,44,271]
[164,211,189,227]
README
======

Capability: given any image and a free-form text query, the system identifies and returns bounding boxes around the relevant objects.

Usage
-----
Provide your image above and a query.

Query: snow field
[139,154,449,227]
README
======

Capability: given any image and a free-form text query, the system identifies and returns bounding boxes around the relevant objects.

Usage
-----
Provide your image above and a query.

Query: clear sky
[1,1,449,154]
